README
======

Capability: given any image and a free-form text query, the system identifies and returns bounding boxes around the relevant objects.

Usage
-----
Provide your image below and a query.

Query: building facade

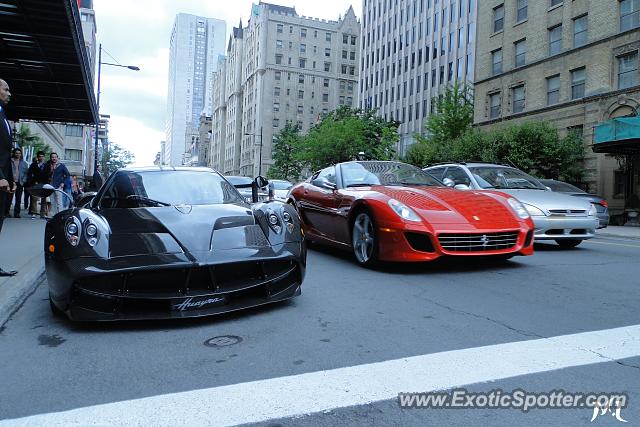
[359,0,478,156]
[165,13,226,166]
[474,0,640,215]
[211,55,227,172]
[210,3,361,177]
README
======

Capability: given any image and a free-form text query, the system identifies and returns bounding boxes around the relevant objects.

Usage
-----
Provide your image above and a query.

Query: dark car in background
[38,167,305,321]
[539,179,609,228]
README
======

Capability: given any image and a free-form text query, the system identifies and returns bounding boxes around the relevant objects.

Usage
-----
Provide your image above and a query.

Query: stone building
[210,2,361,177]
[474,0,640,215]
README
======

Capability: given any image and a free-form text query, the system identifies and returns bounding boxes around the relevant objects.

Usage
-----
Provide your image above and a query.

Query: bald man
[0,79,18,276]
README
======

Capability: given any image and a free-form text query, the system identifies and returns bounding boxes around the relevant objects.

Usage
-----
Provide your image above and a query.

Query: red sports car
[289,161,535,266]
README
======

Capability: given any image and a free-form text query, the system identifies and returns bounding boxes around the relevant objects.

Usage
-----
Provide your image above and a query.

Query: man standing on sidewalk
[5,147,28,218]
[0,78,18,276]
[26,150,47,219]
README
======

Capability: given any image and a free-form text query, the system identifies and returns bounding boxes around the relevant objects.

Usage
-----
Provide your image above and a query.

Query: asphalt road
[0,235,639,426]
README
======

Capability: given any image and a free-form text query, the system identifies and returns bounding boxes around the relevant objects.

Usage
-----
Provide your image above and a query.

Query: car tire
[556,239,582,248]
[49,295,65,318]
[351,211,379,268]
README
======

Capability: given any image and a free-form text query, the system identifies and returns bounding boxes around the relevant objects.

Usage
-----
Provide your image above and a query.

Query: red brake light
[599,200,608,208]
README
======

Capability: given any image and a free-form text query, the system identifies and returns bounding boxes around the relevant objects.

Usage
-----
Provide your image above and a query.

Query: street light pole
[93,44,140,181]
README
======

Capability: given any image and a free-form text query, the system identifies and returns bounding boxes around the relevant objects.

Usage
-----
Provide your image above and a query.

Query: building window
[322,93,329,102]
[277,23,283,33]
[350,51,356,60]
[618,52,638,89]
[300,44,306,53]
[549,25,562,56]
[325,47,331,57]
[65,125,83,137]
[512,85,525,113]
[298,74,304,84]
[273,102,280,112]
[492,49,502,75]
[326,32,332,42]
[571,67,586,99]
[300,28,307,38]
[550,0,562,7]
[64,149,82,161]
[493,5,504,33]
[343,34,348,44]
[275,71,281,81]
[489,93,501,119]
[324,62,331,72]
[351,35,357,45]
[517,0,528,22]
[323,78,330,88]
[620,0,640,31]
[298,90,304,99]
[274,87,280,96]
[573,15,588,48]
[514,39,526,67]
[299,58,306,68]
[547,75,560,105]
[273,118,280,128]
[297,105,304,114]
[275,54,282,64]
[276,40,283,49]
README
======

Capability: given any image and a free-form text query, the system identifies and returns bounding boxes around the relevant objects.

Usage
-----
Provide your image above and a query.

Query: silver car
[425,163,599,248]
[269,179,294,202]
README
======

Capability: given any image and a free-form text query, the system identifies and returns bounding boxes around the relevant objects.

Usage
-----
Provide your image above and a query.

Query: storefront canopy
[0,0,97,124]
[593,114,640,155]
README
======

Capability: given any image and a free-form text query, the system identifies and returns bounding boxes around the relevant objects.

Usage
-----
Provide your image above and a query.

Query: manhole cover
[204,335,243,348]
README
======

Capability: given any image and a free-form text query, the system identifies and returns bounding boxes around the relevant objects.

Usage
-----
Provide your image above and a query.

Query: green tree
[101,143,135,176]
[406,82,474,166]
[297,106,399,171]
[14,124,51,159]
[268,123,304,182]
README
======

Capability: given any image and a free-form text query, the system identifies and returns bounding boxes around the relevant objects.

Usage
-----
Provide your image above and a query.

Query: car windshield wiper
[346,183,377,187]
[125,195,172,206]
[507,186,545,190]
[398,181,435,186]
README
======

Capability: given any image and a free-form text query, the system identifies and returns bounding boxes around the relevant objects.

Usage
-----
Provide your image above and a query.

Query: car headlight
[65,218,81,246]
[266,210,282,233]
[507,198,531,219]
[523,203,546,217]
[588,204,597,216]
[388,199,422,222]
[84,220,99,247]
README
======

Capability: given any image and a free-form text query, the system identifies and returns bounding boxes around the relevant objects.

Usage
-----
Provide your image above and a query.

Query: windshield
[542,180,585,193]
[272,181,293,190]
[469,167,547,190]
[341,162,442,187]
[98,170,244,208]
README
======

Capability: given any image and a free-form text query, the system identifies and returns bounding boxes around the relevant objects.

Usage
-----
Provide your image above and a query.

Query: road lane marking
[3,325,639,427]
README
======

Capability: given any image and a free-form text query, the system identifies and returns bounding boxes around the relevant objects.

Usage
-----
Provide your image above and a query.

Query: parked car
[425,163,600,248]
[289,160,534,267]
[539,179,609,228]
[30,167,305,321]
[270,179,294,202]
[225,175,269,203]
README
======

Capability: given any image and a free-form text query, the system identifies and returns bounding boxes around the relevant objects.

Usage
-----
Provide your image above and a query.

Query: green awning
[593,114,640,154]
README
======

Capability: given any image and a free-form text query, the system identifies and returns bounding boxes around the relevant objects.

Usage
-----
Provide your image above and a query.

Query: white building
[359,0,478,156]
[165,13,226,166]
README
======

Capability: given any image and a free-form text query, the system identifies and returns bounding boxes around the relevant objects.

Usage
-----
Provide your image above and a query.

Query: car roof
[426,162,516,169]
[120,166,215,173]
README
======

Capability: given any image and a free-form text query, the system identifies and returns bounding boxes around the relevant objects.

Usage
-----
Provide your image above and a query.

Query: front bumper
[374,220,534,262]
[47,243,305,321]
[531,215,599,240]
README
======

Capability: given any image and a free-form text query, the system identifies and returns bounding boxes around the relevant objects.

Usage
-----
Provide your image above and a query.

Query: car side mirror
[442,178,455,188]
[254,175,269,189]
[27,184,56,198]
[312,177,337,190]
[545,186,553,192]
[454,184,470,191]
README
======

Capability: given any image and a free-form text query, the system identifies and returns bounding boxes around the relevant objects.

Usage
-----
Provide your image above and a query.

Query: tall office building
[210,2,361,176]
[359,0,478,156]
[165,13,226,165]
[473,0,640,214]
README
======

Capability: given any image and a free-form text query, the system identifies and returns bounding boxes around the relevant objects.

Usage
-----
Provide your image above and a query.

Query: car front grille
[437,231,519,252]
[75,259,299,298]
[549,209,587,216]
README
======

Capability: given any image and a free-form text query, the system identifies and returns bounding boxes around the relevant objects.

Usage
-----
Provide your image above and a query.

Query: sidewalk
[597,225,640,240]
[0,217,46,327]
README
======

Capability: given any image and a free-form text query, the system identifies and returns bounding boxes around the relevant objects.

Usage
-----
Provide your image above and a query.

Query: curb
[596,232,640,241]
[0,254,45,328]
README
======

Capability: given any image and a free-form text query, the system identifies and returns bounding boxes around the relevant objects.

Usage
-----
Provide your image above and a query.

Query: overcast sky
[92,0,362,166]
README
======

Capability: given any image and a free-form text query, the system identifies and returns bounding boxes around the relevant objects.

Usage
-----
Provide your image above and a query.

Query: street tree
[14,124,51,159]
[101,143,135,176]
[297,106,399,171]
[268,122,304,182]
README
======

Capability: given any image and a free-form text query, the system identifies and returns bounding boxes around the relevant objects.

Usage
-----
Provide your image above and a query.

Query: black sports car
[34,167,305,321]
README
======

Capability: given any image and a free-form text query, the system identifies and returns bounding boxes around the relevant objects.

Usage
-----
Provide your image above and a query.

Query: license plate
[171,295,227,311]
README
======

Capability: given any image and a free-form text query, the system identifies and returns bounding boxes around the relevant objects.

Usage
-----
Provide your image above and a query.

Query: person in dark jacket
[26,150,47,219]
[5,147,28,218]
[44,152,70,217]
[0,78,18,276]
